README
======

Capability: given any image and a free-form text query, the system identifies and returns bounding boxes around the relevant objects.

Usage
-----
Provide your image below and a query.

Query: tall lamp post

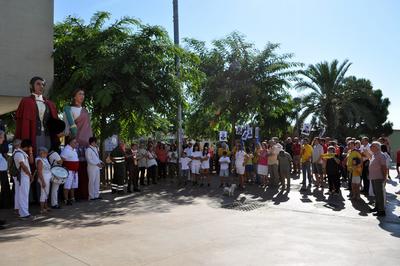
[173,0,183,177]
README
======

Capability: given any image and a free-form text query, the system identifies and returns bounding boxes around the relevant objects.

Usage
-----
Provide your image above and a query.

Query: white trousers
[51,182,60,206]
[18,175,30,217]
[39,174,52,203]
[88,165,100,199]
[13,176,19,210]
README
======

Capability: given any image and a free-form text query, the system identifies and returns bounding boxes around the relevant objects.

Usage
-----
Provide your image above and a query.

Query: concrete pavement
[0,169,399,266]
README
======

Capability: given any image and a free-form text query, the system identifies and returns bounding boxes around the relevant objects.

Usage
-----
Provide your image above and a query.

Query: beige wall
[0,0,54,114]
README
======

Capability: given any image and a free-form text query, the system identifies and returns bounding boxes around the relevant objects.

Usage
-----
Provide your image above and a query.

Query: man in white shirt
[86,137,103,200]
[312,137,324,187]
[14,139,34,219]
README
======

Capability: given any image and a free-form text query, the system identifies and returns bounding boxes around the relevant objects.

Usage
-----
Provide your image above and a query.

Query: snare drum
[50,165,69,184]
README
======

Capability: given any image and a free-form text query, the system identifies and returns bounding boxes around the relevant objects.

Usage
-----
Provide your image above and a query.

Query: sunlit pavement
[1,169,399,266]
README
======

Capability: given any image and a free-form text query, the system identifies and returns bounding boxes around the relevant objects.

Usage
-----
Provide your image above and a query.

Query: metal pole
[173,0,182,178]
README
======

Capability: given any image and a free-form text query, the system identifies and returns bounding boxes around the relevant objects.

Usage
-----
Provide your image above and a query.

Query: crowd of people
[100,135,399,219]
[0,76,399,230]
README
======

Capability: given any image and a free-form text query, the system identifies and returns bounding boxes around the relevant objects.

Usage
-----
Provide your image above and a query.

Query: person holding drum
[48,145,64,209]
[61,138,79,205]
[36,147,52,214]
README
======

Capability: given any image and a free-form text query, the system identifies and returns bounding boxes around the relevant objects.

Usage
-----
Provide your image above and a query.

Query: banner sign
[219,131,228,142]
[301,123,311,136]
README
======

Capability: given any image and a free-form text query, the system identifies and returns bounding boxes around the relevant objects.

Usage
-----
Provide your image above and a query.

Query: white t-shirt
[201,153,210,169]
[14,149,31,178]
[184,146,193,157]
[360,144,372,160]
[36,157,52,177]
[191,151,202,166]
[312,144,324,164]
[0,153,7,171]
[48,151,62,166]
[168,151,178,164]
[147,151,157,168]
[219,156,231,170]
[137,148,148,168]
[61,145,79,162]
[180,157,192,170]
[235,150,246,167]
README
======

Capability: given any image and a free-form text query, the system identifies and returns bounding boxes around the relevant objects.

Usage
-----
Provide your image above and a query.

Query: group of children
[179,143,212,187]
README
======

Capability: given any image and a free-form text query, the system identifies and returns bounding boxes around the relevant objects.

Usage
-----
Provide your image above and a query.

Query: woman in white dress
[235,145,247,189]
[190,143,202,185]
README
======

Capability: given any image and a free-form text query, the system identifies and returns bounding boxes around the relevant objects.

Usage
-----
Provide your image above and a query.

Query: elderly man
[368,141,388,217]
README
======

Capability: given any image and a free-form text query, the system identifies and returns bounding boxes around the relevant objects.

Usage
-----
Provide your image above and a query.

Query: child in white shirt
[179,152,191,186]
[201,146,211,187]
[219,151,231,187]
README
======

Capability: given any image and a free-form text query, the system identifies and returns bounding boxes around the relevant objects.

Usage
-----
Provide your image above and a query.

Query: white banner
[247,126,253,139]
[219,131,228,142]
[301,123,311,136]
[235,126,243,135]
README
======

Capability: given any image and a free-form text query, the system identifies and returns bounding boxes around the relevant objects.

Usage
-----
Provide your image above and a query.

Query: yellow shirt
[301,144,313,163]
[352,164,362,177]
[347,150,362,171]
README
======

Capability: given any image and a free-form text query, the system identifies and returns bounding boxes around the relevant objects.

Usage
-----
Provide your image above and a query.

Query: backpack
[8,151,22,178]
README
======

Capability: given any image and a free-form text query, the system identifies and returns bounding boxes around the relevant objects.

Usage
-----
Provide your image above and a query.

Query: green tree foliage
[337,76,393,137]
[184,32,301,143]
[52,12,201,143]
[296,60,392,138]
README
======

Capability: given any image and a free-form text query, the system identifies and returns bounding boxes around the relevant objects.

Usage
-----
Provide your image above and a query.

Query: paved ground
[1,169,400,266]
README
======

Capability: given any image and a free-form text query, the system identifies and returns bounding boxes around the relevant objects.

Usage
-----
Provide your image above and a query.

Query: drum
[50,165,69,184]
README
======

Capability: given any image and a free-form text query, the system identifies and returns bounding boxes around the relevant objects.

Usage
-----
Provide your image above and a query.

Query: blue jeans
[302,161,312,186]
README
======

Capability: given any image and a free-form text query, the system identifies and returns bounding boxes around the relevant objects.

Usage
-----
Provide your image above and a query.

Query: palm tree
[295,59,353,137]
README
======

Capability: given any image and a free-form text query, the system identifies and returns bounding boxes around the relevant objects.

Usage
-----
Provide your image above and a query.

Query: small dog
[223,184,237,196]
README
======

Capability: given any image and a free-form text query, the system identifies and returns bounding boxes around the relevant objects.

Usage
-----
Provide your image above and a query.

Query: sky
[55,0,400,129]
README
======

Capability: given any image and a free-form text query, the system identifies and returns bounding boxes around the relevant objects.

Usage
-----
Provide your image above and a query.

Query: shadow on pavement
[1,175,399,240]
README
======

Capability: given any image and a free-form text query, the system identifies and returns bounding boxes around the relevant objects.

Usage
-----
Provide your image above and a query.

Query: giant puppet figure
[15,77,64,154]
[63,89,93,200]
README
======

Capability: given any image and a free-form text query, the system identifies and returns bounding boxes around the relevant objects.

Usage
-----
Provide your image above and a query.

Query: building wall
[0,0,54,114]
